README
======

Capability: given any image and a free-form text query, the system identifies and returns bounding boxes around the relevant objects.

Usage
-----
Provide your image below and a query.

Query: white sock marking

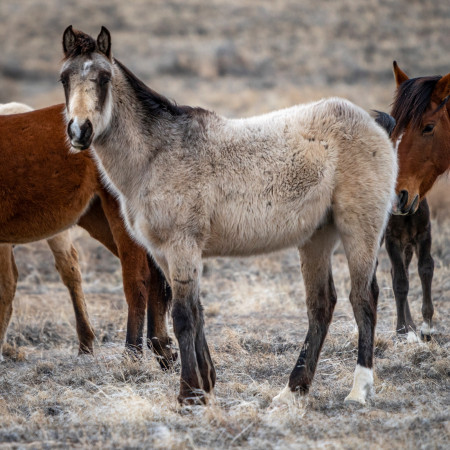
[344,364,373,405]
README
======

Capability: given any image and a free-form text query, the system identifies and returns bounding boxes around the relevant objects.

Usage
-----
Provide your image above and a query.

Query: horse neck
[93,74,182,197]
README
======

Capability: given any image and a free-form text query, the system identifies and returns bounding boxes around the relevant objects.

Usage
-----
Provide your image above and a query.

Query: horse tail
[372,110,396,138]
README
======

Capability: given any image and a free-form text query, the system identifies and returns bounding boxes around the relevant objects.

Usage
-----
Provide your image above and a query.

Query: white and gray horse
[60,26,397,406]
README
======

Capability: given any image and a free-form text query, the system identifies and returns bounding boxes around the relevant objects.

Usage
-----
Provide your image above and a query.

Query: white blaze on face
[394,132,403,154]
[344,364,373,405]
[81,61,93,78]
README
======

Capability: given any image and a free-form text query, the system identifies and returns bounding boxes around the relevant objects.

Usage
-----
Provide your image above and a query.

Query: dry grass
[1,219,449,448]
[1,0,449,447]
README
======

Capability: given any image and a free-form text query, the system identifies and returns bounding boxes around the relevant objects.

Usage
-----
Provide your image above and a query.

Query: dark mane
[63,29,96,59]
[390,75,442,140]
[114,58,203,118]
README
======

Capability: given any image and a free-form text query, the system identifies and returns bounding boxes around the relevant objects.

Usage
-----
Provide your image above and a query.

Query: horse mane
[114,58,202,118]
[390,75,442,140]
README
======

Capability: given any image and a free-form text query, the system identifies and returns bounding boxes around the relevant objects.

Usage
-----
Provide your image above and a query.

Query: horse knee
[172,301,195,337]
[392,276,409,299]
[418,256,434,280]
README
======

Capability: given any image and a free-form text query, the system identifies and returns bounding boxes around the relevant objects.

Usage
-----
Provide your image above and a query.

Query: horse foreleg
[275,224,338,404]
[165,242,214,405]
[47,231,95,354]
[0,244,18,361]
[416,228,434,341]
[385,233,416,337]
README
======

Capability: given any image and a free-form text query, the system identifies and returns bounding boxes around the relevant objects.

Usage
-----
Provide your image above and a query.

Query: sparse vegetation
[0,0,449,448]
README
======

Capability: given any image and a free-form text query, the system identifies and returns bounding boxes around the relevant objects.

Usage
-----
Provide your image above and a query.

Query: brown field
[0,0,449,448]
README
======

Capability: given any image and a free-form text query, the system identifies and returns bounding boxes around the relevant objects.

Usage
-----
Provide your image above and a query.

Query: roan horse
[60,26,397,406]
[0,103,175,367]
[386,62,450,340]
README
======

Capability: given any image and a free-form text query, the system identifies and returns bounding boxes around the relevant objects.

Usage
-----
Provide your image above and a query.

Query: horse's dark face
[60,26,114,151]
[391,63,450,215]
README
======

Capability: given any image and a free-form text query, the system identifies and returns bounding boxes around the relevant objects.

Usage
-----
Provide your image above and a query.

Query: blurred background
[1,0,449,115]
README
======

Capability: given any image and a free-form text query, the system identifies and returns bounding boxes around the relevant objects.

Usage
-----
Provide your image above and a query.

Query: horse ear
[63,25,76,56]
[97,26,112,59]
[433,73,450,102]
[393,61,409,87]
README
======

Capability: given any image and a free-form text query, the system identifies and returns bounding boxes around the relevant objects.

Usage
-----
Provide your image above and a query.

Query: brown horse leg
[385,233,416,336]
[286,224,338,395]
[0,244,18,361]
[416,228,434,341]
[47,231,95,354]
[95,190,176,365]
[146,255,176,369]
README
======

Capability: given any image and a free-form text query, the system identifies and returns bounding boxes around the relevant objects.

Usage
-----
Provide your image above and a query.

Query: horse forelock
[63,29,97,59]
[390,75,442,141]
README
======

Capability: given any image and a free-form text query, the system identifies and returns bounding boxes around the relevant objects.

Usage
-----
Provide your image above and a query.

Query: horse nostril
[398,190,408,210]
[83,119,93,141]
[67,119,74,139]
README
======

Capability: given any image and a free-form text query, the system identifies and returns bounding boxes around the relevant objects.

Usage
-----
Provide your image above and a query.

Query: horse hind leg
[46,230,95,354]
[333,206,386,405]
[274,223,338,405]
[146,255,177,370]
[0,244,19,361]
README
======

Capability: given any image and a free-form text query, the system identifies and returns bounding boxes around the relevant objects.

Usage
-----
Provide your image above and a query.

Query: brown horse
[386,62,450,340]
[391,62,450,215]
[0,103,175,367]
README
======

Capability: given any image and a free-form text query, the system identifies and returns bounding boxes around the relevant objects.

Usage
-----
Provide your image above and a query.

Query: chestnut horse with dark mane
[0,103,175,367]
[385,62,450,341]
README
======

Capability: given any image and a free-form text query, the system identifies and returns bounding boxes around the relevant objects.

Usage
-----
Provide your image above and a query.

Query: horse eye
[422,124,435,134]
[59,77,68,86]
[99,76,111,86]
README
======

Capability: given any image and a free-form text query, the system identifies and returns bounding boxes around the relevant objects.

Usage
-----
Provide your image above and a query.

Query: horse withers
[60,26,397,406]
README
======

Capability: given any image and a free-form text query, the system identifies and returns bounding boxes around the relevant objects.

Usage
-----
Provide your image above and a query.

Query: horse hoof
[157,351,178,371]
[178,387,209,406]
[344,394,366,406]
[420,322,435,342]
[123,346,143,362]
[345,364,373,406]
[78,345,94,356]
[420,331,432,342]
[406,331,421,344]
[149,337,178,370]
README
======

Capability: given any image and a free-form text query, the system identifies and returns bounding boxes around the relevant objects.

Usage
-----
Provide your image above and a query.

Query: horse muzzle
[391,190,420,215]
[67,118,93,151]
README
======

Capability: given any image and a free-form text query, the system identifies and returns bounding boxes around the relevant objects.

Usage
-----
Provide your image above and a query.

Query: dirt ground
[0,0,449,448]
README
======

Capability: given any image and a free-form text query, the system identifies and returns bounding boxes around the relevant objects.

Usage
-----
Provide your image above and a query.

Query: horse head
[391,61,450,215]
[60,26,114,151]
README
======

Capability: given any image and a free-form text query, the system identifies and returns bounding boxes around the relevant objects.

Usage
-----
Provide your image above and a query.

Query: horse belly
[204,196,329,257]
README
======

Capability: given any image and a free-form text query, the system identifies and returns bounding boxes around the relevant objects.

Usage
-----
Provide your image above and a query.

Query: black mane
[114,58,201,118]
[390,75,442,140]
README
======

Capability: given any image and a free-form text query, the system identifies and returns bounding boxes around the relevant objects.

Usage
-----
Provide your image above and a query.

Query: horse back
[0,104,99,243]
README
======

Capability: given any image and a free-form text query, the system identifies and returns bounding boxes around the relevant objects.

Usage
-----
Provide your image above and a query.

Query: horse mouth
[70,140,91,151]
[391,194,420,216]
